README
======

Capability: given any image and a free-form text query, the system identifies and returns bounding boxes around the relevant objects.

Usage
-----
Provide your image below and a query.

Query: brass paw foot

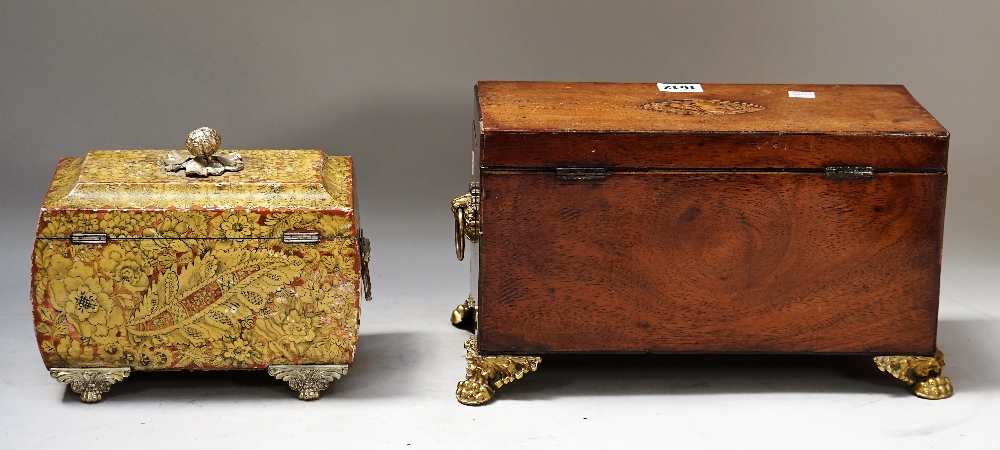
[268,365,348,400]
[456,336,540,405]
[450,294,477,332]
[50,367,131,403]
[874,347,953,399]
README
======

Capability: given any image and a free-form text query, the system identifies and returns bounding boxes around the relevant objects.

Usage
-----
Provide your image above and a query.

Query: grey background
[1,1,998,448]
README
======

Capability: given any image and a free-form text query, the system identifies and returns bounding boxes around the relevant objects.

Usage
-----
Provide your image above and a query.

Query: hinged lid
[37,128,356,240]
[43,150,352,211]
[476,82,949,171]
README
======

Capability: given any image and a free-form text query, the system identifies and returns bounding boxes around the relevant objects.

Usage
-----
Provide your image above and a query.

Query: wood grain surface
[477,82,948,170]
[481,132,948,171]
[476,171,946,355]
[478,82,946,134]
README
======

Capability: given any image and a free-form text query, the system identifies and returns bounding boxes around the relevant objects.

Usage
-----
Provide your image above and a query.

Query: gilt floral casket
[31,128,371,402]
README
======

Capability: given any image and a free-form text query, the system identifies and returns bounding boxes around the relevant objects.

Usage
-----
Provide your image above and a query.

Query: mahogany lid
[476,81,948,171]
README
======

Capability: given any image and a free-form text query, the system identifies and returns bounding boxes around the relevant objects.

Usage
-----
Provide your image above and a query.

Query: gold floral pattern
[213,211,260,239]
[33,231,361,370]
[32,149,362,371]
[98,244,152,291]
[40,151,355,213]
[37,152,356,235]
[38,209,353,240]
[99,212,154,238]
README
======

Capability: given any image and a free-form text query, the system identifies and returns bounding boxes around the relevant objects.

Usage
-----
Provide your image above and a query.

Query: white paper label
[658,83,703,93]
[788,90,815,98]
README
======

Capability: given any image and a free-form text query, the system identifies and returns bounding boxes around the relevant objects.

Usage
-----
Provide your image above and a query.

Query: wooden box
[450,82,952,404]
[31,128,371,402]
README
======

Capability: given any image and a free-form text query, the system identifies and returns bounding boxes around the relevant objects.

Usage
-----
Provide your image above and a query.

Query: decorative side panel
[31,233,361,370]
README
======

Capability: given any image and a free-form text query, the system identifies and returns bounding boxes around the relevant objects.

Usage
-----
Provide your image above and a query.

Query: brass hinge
[282,231,320,244]
[69,232,109,245]
[452,181,481,261]
[556,167,608,180]
[824,166,875,179]
[359,229,372,301]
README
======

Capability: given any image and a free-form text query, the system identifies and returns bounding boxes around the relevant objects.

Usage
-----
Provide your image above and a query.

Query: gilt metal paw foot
[456,336,540,405]
[874,347,953,399]
[450,294,477,332]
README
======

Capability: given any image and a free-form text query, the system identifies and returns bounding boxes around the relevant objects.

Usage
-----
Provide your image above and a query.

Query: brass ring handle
[455,206,466,261]
[452,182,481,262]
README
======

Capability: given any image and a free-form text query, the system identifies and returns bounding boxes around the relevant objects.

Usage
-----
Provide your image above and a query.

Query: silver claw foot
[50,367,131,403]
[268,365,349,400]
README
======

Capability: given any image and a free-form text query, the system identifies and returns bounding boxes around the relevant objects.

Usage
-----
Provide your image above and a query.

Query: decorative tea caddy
[451,82,953,405]
[32,128,371,402]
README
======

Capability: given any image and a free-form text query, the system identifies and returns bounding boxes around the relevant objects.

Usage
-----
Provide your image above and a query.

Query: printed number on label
[658,83,703,93]
[788,90,816,98]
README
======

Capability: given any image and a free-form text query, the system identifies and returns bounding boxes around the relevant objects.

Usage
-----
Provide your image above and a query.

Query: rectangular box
[466,82,947,356]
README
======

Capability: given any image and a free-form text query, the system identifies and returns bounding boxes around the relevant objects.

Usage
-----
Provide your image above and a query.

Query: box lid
[476,82,949,171]
[39,134,356,240]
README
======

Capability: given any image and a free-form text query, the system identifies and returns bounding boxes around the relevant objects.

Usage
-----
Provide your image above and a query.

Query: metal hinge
[282,231,320,244]
[70,232,108,245]
[824,166,875,179]
[452,181,481,261]
[359,229,372,301]
[556,167,608,180]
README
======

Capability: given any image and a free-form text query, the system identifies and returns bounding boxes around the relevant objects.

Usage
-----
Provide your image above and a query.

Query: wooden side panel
[477,171,946,355]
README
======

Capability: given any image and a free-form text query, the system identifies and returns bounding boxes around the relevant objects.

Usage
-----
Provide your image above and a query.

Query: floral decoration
[32,210,361,370]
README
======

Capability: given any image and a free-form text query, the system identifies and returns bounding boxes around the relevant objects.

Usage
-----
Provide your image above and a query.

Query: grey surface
[1,1,999,448]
